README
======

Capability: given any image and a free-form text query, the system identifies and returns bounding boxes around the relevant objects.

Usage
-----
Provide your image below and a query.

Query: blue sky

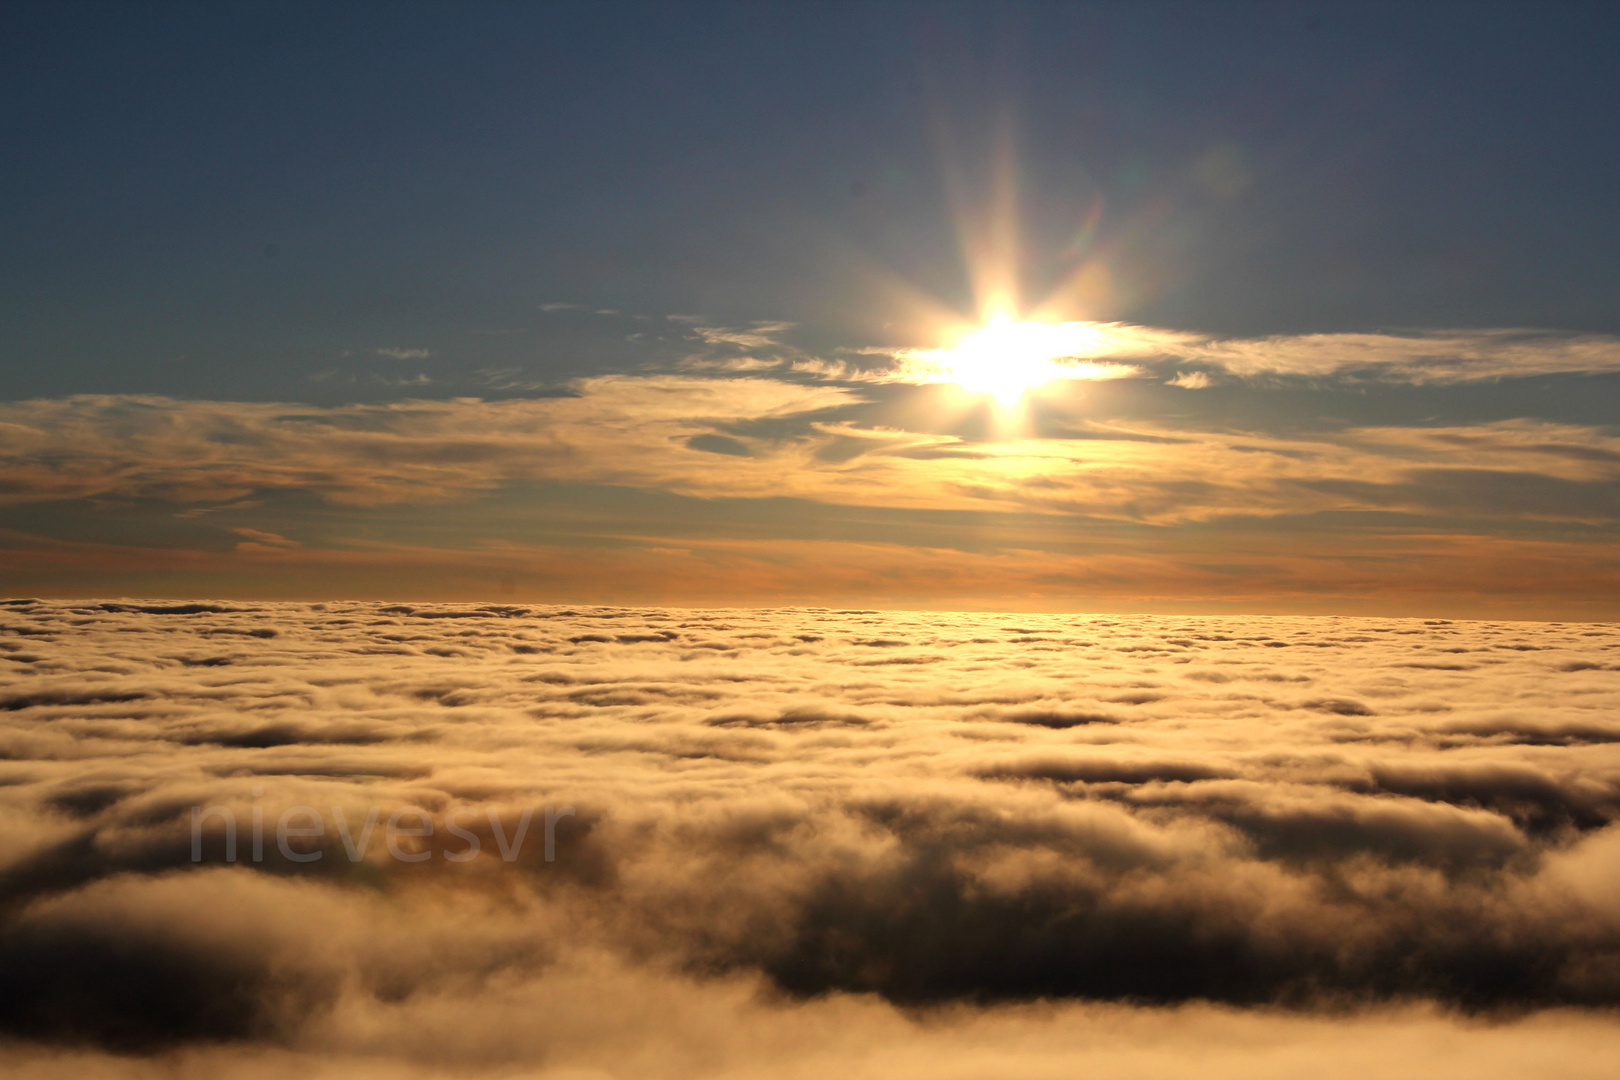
[6,1,1618,400]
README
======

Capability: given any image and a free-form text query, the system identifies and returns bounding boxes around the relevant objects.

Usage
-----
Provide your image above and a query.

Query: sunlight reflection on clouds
[1,601,1619,1074]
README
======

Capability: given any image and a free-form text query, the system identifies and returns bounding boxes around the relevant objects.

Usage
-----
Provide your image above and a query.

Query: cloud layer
[3,601,1620,1073]
[4,386,1618,525]
[859,324,1620,386]
[3,369,1618,614]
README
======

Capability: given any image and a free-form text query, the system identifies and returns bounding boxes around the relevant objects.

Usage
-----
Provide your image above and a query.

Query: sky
[3,0,1620,615]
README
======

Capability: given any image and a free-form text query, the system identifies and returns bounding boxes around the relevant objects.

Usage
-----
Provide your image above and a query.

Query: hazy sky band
[3,353,1618,615]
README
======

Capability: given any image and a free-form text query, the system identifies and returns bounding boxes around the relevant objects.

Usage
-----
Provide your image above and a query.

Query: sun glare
[927,317,1131,405]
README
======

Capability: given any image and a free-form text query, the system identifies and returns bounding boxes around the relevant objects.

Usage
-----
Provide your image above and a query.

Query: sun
[938,318,1065,404]
[931,317,1122,404]
[888,317,1143,404]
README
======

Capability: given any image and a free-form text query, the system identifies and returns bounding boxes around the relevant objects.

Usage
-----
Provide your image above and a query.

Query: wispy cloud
[374,347,432,360]
[822,323,1620,386]
[228,527,301,551]
[692,322,796,349]
[0,380,860,507]
[1184,328,1620,383]
[3,388,1618,526]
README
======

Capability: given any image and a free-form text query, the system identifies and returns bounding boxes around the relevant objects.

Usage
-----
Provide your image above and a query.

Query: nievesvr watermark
[191,787,574,863]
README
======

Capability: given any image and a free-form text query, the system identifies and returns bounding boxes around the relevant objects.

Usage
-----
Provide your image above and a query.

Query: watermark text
[191,797,575,863]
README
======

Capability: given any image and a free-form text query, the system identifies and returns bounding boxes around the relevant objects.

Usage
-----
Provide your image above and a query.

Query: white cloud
[1,601,1619,1072]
